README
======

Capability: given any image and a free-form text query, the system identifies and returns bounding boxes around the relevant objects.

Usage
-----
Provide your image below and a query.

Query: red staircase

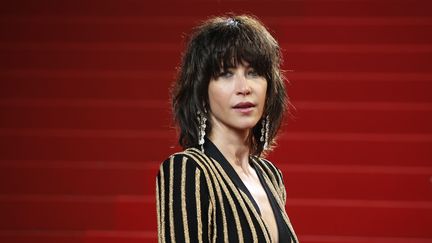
[1,0,431,242]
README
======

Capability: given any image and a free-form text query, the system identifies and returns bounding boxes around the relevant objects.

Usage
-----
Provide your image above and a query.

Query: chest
[240,172,279,243]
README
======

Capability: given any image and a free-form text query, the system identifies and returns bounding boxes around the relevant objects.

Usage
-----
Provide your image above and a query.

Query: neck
[208,124,252,174]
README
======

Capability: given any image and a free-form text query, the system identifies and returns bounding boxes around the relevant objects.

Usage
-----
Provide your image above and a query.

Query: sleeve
[156,153,211,243]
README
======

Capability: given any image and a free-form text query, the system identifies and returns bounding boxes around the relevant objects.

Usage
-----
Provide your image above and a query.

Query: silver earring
[197,108,207,152]
[260,115,270,150]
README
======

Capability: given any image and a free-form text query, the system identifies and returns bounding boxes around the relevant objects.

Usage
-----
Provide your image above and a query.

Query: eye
[247,69,259,77]
[218,71,233,78]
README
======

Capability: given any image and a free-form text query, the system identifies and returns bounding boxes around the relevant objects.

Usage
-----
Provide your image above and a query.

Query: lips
[233,102,256,109]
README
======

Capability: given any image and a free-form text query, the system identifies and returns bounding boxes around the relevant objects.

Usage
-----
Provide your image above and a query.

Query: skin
[207,61,279,243]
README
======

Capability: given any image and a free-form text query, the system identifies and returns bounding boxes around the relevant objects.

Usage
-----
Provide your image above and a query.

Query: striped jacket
[156,139,299,243]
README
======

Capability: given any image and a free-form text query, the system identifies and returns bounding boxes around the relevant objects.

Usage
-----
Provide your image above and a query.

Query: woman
[156,15,299,243]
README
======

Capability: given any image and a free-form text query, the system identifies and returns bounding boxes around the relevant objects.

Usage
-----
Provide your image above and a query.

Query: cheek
[208,83,227,109]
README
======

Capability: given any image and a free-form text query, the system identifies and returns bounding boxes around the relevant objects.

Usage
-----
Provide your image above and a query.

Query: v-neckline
[201,137,293,243]
[203,137,267,215]
[204,137,279,215]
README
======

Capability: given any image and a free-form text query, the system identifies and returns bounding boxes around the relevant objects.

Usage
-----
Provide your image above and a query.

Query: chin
[233,120,260,130]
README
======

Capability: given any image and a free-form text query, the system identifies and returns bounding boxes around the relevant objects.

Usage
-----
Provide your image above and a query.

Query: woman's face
[207,61,267,134]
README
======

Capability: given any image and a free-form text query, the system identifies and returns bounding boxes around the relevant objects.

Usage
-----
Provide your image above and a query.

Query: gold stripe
[184,151,224,243]
[185,149,295,243]
[252,157,282,200]
[181,151,217,210]
[260,168,285,214]
[214,162,248,242]
[208,201,213,243]
[184,148,298,243]
[168,158,176,243]
[252,159,285,209]
[257,157,286,204]
[181,158,190,243]
[159,163,166,242]
[256,157,280,187]
[156,178,161,243]
[187,148,255,243]
[276,168,287,205]
[195,151,244,243]
[274,167,286,203]
[179,150,217,242]
[195,170,203,243]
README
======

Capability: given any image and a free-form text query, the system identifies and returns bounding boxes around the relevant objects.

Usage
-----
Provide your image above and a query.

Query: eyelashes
[218,71,233,78]
[217,69,261,78]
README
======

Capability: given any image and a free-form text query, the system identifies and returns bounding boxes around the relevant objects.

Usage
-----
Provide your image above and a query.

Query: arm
[156,154,211,243]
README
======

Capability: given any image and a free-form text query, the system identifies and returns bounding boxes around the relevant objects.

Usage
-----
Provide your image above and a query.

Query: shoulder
[156,149,213,206]
[157,148,211,178]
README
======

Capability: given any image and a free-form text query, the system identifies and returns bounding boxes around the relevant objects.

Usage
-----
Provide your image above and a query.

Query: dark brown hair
[171,14,289,156]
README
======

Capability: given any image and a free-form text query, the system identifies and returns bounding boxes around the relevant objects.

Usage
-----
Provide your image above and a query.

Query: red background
[1,0,431,242]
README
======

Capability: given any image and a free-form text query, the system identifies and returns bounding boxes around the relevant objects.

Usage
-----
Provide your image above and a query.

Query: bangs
[205,22,274,78]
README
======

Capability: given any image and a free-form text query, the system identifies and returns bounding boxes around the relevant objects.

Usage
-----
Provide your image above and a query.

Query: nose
[235,74,251,96]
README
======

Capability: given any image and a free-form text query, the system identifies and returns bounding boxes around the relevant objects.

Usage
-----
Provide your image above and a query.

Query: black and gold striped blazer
[156,139,299,243]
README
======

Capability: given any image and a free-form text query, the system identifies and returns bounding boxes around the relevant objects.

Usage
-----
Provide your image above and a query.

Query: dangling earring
[260,115,270,150]
[197,108,207,152]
